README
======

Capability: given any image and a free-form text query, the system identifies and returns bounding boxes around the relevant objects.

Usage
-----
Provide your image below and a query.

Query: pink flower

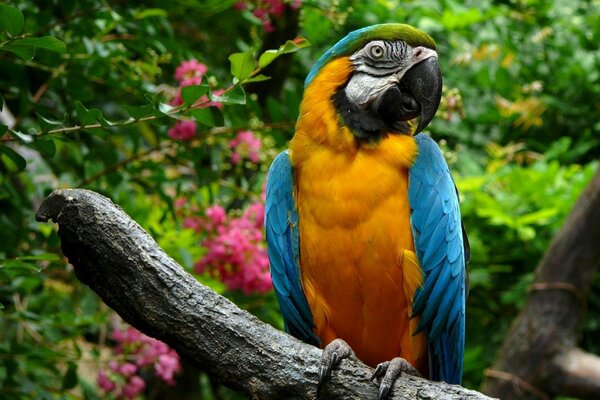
[174,60,207,82]
[120,363,137,377]
[262,19,275,33]
[174,197,187,210]
[235,0,301,32]
[244,202,265,228]
[233,1,247,10]
[194,201,272,294]
[108,360,120,372]
[265,0,285,17]
[155,352,181,385]
[122,375,145,399]
[180,76,203,88]
[231,152,242,164]
[168,120,197,141]
[183,217,203,232]
[98,370,116,392]
[291,0,302,10]
[229,130,261,164]
[98,324,181,396]
[253,8,267,19]
[206,205,227,226]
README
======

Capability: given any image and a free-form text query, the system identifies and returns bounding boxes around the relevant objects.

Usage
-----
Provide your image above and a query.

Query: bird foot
[370,357,422,400]
[316,338,354,397]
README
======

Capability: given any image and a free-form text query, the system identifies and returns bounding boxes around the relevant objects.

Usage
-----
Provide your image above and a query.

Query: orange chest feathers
[291,141,426,369]
[288,56,428,370]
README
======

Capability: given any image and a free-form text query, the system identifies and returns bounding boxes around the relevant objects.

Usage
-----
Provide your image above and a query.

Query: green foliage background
[1,0,599,398]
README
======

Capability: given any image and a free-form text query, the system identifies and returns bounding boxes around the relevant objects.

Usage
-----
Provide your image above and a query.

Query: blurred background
[0,0,599,399]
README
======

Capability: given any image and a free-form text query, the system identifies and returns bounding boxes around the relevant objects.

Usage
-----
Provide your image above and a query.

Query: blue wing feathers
[422,214,448,267]
[409,133,466,384]
[411,262,442,318]
[265,151,319,346]
[431,278,460,338]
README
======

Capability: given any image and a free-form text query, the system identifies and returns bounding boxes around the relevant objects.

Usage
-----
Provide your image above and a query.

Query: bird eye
[369,44,385,59]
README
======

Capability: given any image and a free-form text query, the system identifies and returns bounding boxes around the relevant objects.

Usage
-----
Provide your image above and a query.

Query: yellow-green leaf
[229,50,255,81]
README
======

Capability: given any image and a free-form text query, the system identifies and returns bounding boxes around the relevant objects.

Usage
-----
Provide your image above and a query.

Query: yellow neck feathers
[290,57,418,169]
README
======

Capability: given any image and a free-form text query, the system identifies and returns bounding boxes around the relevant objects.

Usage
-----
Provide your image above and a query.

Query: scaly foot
[370,357,422,400]
[316,338,354,397]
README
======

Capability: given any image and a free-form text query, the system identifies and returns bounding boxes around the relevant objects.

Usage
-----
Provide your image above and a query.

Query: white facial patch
[344,73,399,109]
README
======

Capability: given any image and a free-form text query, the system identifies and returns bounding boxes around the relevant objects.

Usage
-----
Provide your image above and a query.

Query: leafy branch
[1,36,310,148]
[77,121,294,187]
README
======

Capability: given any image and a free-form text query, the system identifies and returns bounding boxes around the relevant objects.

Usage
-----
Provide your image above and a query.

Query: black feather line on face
[331,81,411,143]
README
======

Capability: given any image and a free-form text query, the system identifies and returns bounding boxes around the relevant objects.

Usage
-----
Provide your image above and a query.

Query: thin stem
[0,33,32,48]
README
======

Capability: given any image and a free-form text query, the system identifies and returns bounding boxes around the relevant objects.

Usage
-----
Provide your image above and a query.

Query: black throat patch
[331,83,411,143]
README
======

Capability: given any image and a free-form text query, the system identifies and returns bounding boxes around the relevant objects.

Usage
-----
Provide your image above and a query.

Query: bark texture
[36,188,493,400]
[482,168,600,400]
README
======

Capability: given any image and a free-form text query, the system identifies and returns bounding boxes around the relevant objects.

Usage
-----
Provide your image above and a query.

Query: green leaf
[0,259,40,273]
[0,124,7,135]
[2,43,34,60]
[158,102,176,115]
[0,144,26,171]
[258,50,278,69]
[228,50,255,81]
[10,36,67,53]
[36,113,63,132]
[211,86,246,105]
[124,104,164,119]
[279,37,311,54]
[75,101,110,126]
[516,208,559,225]
[190,108,223,127]
[19,254,61,262]
[9,129,33,143]
[32,137,56,157]
[243,74,270,83]
[181,84,209,106]
[0,3,24,36]
[133,8,167,19]
[61,363,78,390]
[258,37,310,69]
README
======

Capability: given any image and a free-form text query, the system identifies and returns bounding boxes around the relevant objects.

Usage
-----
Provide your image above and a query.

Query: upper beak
[400,56,442,134]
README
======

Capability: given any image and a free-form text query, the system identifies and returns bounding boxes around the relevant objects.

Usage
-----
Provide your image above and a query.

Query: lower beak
[400,56,443,134]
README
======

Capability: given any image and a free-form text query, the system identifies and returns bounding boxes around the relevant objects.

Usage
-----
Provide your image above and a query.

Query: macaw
[265,23,469,398]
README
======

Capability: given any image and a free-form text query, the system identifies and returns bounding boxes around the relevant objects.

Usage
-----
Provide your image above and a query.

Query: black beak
[375,56,442,135]
[401,56,442,134]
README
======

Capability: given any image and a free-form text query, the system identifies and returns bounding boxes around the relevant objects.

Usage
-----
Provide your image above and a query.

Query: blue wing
[409,133,467,384]
[265,151,319,345]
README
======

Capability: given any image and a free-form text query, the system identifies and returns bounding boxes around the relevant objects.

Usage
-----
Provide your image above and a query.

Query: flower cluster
[168,120,197,141]
[234,0,302,32]
[168,59,224,142]
[185,201,272,295]
[97,325,181,399]
[229,130,261,164]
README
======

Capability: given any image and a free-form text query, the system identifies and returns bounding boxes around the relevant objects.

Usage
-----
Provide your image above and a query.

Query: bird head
[304,24,442,143]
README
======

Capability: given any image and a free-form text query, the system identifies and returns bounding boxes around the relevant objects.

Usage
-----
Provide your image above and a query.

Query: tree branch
[554,348,600,399]
[35,189,492,400]
[482,167,600,399]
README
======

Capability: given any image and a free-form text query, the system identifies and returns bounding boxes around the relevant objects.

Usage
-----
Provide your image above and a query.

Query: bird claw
[370,357,421,400]
[316,339,354,397]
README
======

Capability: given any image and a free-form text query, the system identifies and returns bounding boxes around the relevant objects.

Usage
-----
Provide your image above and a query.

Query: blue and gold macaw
[265,23,469,398]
